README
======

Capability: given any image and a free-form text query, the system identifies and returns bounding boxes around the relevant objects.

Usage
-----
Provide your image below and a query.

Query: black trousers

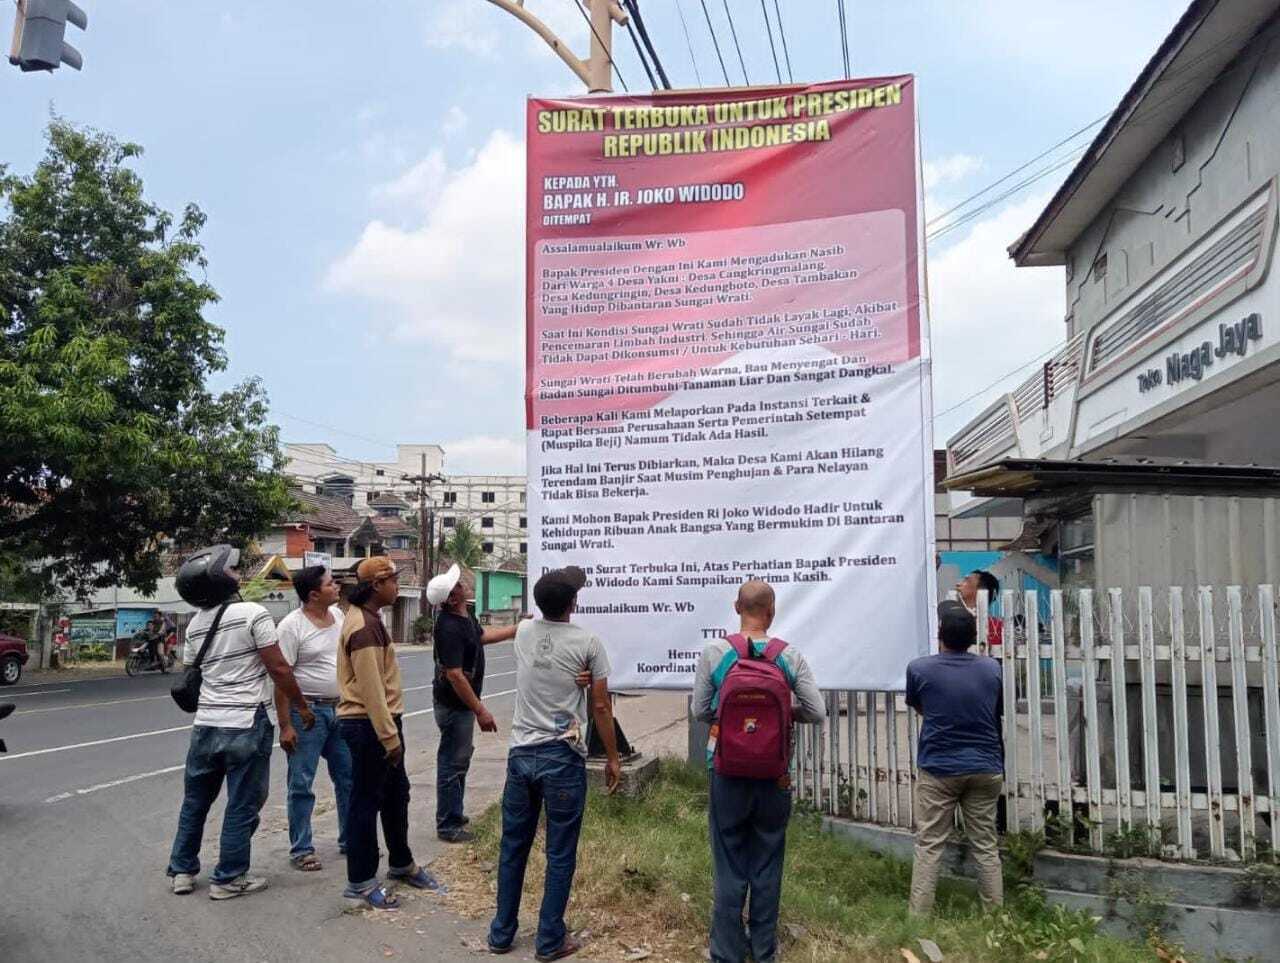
[338,715,414,890]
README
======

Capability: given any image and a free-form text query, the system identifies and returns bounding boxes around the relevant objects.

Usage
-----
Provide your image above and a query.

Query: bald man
[692,580,825,963]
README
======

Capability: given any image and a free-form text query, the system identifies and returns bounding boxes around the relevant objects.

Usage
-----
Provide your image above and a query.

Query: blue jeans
[167,707,273,884]
[285,703,353,859]
[434,703,475,836]
[708,773,792,963]
[488,742,587,956]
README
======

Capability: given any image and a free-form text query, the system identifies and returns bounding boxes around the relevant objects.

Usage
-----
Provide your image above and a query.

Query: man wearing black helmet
[166,545,315,900]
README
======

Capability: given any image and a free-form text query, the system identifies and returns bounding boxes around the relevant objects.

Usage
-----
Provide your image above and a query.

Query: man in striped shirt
[167,565,313,899]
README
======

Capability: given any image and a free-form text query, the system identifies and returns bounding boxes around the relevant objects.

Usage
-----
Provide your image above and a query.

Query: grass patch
[438,759,1161,962]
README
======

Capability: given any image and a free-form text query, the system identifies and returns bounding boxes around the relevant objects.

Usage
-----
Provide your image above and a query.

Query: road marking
[44,764,187,803]
[0,724,192,762]
[402,687,516,719]
[4,688,72,698]
[19,693,172,714]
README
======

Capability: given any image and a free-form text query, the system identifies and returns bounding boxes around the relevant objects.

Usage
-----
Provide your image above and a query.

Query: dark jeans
[339,715,414,894]
[708,772,792,963]
[488,742,588,956]
[167,707,273,884]
[434,703,475,836]
[285,704,353,859]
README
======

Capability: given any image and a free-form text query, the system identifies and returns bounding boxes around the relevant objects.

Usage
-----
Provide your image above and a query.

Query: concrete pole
[587,0,613,93]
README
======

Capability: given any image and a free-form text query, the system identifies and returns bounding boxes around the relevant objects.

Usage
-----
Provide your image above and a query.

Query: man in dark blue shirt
[904,601,1004,915]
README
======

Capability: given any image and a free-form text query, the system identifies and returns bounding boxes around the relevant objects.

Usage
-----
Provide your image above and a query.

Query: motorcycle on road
[124,631,177,677]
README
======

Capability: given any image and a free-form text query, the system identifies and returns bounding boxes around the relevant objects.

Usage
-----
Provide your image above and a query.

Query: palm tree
[443,519,485,568]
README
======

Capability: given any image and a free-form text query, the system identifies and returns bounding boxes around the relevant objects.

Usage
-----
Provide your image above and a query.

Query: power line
[772,0,793,83]
[927,148,1086,243]
[932,342,1066,423]
[698,0,730,86]
[923,21,1273,237]
[622,0,672,89]
[720,0,749,85]
[759,0,781,85]
[836,0,850,79]
[672,0,703,86]
[624,17,659,89]
[570,0,628,92]
[925,115,1108,229]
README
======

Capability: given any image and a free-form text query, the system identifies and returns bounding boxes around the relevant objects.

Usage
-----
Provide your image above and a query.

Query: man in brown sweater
[337,556,440,908]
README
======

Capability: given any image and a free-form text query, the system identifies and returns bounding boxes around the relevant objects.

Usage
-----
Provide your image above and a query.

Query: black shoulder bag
[171,603,230,713]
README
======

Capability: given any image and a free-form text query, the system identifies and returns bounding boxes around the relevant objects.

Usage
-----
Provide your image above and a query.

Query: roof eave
[1009,0,1221,266]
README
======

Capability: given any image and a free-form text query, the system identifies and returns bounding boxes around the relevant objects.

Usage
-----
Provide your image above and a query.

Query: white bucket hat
[426,563,462,605]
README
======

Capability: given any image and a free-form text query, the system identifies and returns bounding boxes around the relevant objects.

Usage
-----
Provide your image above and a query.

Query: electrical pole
[406,458,445,614]
[483,0,626,93]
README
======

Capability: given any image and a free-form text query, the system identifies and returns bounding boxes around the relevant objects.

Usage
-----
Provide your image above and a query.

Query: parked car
[0,633,30,685]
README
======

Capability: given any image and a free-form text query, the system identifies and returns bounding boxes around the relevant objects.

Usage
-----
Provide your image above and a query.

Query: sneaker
[171,873,196,896]
[388,864,445,892]
[438,829,476,844]
[209,874,269,901]
[345,884,400,911]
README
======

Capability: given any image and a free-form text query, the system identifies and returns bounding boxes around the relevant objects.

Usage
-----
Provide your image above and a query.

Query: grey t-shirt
[510,618,612,757]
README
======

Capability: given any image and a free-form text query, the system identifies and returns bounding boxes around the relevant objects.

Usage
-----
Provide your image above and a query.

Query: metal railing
[946,332,1086,476]
[794,585,1280,863]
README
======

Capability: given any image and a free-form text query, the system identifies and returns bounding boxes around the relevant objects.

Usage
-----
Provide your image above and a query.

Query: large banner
[526,78,934,690]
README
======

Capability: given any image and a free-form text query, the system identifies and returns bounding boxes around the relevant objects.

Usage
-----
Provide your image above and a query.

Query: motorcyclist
[141,613,166,669]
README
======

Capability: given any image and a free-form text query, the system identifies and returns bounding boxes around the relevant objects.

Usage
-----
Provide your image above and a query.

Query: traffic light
[8,0,87,72]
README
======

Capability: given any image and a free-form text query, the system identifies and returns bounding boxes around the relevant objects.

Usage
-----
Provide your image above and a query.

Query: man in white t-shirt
[273,566,353,873]
[166,545,314,900]
[487,566,620,960]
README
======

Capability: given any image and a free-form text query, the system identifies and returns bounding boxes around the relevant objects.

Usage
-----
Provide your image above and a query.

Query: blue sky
[1,0,1188,472]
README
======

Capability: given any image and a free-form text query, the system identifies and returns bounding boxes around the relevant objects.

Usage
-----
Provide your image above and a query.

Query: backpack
[714,634,794,780]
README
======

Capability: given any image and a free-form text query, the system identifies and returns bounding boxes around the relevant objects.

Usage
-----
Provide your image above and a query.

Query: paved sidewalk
[248,690,691,962]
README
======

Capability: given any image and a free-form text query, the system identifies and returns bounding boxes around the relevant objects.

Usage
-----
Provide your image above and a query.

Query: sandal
[291,853,323,872]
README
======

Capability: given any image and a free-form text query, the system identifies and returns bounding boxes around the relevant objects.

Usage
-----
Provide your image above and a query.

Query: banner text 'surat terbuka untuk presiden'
[525,78,935,690]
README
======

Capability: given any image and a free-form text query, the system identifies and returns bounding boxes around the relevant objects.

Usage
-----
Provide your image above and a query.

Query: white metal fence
[793,586,1280,863]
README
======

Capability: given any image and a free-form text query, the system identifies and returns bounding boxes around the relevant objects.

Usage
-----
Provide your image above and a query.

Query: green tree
[443,519,485,569]
[0,121,292,596]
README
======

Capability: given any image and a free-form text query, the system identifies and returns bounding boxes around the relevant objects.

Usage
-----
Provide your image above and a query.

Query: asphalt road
[0,643,530,963]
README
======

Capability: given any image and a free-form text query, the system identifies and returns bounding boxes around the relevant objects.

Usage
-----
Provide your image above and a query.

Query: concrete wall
[1064,14,1280,339]
[823,817,1280,961]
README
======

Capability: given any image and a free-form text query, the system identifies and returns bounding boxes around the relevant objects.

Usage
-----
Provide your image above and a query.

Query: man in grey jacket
[692,580,826,963]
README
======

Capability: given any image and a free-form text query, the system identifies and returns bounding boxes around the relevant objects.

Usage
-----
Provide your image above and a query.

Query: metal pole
[419,453,428,613]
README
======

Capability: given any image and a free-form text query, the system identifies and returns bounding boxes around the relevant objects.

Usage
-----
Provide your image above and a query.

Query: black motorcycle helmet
[175,545,242,609]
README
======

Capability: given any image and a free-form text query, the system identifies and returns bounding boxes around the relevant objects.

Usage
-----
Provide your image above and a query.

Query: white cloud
[324,129,525,364]
[927,193,1066,443]
[923,154,982,192]
[442,435,526,475]
[371,150,448,216]
[425,0,499,55]
[426,0,584,59]
[442,106,469,138]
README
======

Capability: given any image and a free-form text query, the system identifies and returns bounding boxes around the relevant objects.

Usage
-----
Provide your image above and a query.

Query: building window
[482,491,496,503]
[389,536,410,550]
[1171,131,1185,172]
[481,517,494,529]
[519,542,527,554]
[375,468,385,477]
[442,516,455,529]
[520,491,526,503]
[443,491,457,505]
[519,516,527,529]
[1092,253,1107,282]
[482,541,494,554]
